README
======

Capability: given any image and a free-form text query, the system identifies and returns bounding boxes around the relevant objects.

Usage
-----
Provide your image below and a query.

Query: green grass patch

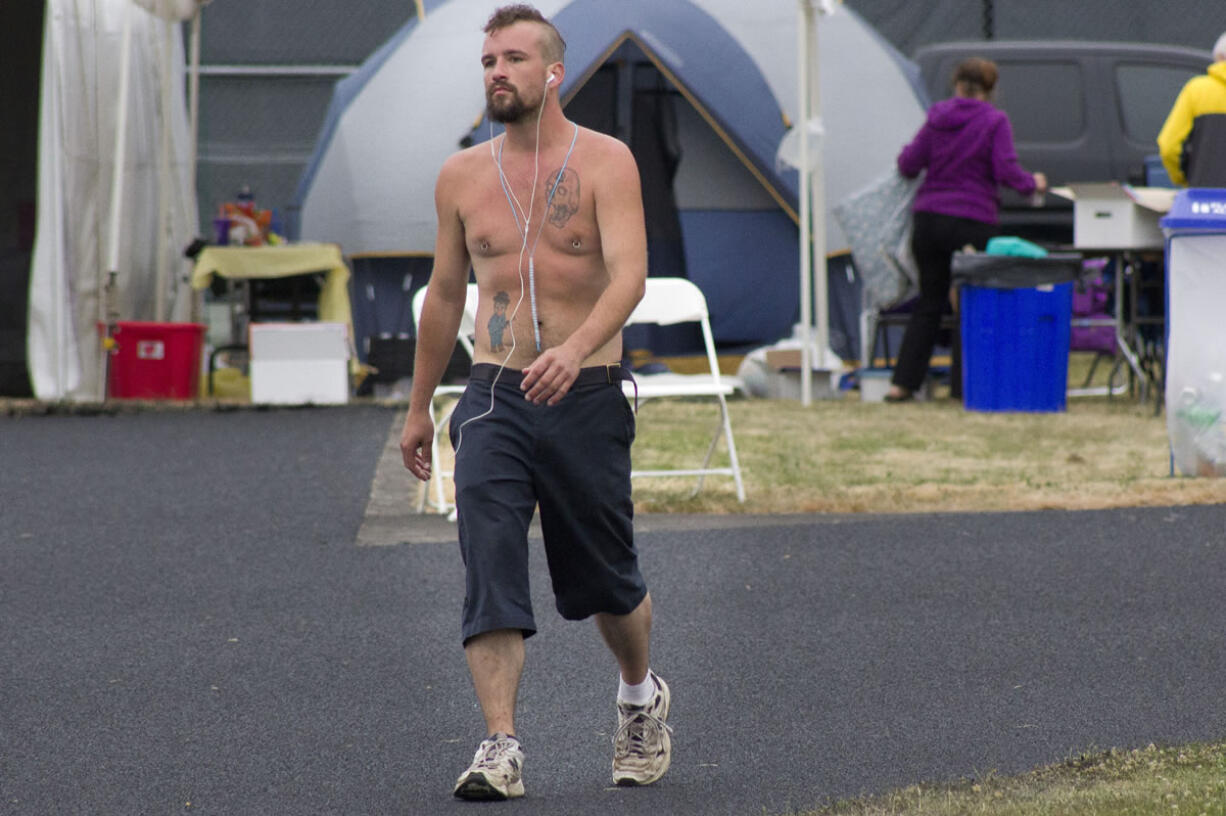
[802,742,1226,816]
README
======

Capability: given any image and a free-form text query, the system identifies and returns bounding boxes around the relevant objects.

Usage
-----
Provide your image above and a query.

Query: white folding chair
[411,283,478,515]
[623,278,746,501]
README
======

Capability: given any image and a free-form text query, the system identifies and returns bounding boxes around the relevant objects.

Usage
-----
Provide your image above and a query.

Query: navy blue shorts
[449,364,646,644]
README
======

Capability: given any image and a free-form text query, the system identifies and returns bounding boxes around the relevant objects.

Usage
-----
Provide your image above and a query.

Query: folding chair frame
[411,278,747,513]
[623,278,746,502]
[411,284,477,516]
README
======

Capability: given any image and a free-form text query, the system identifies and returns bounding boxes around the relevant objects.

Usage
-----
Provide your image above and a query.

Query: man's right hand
[400,410,436,482]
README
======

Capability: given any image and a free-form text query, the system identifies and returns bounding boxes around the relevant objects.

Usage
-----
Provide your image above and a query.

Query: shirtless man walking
[398,4,671,801]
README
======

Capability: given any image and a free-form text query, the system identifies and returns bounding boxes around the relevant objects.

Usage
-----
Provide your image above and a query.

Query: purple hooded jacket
[897,97,1036,224]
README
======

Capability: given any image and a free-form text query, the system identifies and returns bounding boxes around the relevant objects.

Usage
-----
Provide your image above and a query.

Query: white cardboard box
[249,322,350,405]
[763,348,838,400]
[1066,183,1172,249]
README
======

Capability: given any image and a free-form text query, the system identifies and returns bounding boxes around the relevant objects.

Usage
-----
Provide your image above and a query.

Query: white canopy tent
[28,0,201,401]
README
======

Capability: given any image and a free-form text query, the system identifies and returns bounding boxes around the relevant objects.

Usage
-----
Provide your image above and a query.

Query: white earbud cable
[453,80,551,456]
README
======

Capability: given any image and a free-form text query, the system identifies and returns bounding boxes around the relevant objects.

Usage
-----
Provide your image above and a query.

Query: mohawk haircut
[484,4,566,65]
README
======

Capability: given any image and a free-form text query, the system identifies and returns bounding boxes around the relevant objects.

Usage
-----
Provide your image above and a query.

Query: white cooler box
[249,322,350,405]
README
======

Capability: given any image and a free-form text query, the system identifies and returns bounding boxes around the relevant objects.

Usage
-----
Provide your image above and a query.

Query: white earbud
[546,72,557,86]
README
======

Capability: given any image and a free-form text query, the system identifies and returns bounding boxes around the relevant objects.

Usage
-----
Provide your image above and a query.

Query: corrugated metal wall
[193,0,1225,240]
[194,0,414,234]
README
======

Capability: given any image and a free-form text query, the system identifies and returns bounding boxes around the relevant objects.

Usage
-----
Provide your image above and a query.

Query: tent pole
[105,0,134,280]
[188,4,204,323]
[796,0,813,406]
[809,4,830,374]
[102,0,136,399]
[155,16,173,322]
[189,7,201,165]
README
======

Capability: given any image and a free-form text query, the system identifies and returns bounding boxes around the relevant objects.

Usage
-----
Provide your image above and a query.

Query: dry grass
[13,353,1220,516]
[622,352,1225,514]
[377,352,1226,515]
[629,391,1225,515]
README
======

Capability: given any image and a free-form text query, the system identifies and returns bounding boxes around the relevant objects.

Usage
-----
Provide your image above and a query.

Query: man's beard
[487,85,541,124]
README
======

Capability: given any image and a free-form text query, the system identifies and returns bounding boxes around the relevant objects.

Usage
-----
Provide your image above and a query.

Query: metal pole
[155,16,173,322]
[102,0,136,399]
[188,6,201,178]
[105,1,133,278]
[188,4,203,323]
[809,5,830,378]
[797,0,813,406]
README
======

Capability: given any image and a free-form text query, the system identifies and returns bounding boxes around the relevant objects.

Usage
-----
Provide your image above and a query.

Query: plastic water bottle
[1173,386,1224,476]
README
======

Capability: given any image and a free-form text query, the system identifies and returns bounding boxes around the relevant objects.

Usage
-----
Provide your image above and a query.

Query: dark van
[913,40,1211,242]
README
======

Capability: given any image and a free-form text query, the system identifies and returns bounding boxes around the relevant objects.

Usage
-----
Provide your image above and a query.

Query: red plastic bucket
[102,321,206,400]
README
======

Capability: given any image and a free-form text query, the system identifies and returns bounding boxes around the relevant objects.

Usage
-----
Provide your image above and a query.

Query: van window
[993,61,1085,143]
[990,61,1088,142]
[1115,63,1202,143]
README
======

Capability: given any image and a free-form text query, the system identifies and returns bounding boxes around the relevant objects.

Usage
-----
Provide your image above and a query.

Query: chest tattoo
[545,167,581,228]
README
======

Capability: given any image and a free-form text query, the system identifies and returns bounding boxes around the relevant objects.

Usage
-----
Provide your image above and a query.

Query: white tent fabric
[297,0,924,255]
[28,0,198,401]
[133,0,206,22]
[299,0,569,256]
[774,0,927,243]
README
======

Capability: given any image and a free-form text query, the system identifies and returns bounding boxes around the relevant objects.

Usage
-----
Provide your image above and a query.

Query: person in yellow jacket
[1157,32,1226,186]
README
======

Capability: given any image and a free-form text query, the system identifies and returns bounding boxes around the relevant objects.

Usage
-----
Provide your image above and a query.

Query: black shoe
[883,391,914,403]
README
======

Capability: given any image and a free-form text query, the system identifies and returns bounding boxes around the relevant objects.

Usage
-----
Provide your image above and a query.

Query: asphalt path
[3,405,1226,815]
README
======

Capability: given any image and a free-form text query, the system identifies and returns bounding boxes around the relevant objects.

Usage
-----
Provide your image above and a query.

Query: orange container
[104,321,206,400]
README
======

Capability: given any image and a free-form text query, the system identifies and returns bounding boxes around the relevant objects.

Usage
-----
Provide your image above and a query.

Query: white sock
[617,671,655,706]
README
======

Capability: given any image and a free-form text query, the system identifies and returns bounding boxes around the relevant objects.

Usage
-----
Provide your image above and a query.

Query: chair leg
[430,423,446,512]
[416,396,447,514]
[688,414,723,498]
[877,320,892,368]
[719,395,746,502]
[413,406,432,514]
[415,467,427,514]
[859,310,876,369]
[1081,352,1102,388]
[687,397,745,502]
[1107,355,1131,400]
[427,397,459,516]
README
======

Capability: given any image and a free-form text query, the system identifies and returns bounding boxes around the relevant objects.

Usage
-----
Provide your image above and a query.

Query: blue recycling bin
[1160,189,1226,476]
[952,252,1081,412]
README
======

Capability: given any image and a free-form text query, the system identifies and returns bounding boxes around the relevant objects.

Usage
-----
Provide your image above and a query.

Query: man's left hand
[521,345,582,405]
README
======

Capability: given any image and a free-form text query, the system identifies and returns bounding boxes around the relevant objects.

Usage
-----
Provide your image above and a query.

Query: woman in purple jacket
[885,58,1047,402]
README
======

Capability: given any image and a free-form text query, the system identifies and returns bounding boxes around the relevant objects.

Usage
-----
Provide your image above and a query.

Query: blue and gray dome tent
[295,0,925,356]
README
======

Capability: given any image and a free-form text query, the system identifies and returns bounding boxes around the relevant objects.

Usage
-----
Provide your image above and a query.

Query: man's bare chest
[458,154,599,260]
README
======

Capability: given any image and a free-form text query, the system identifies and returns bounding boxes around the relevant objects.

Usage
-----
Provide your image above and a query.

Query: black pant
[892,211,998,396]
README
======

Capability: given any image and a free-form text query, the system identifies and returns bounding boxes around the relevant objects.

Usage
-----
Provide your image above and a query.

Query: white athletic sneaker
[611,671,672,786]
[453,733,525,800]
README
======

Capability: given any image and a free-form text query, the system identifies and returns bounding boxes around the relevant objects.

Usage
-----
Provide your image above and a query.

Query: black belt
[467,362,638,407]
